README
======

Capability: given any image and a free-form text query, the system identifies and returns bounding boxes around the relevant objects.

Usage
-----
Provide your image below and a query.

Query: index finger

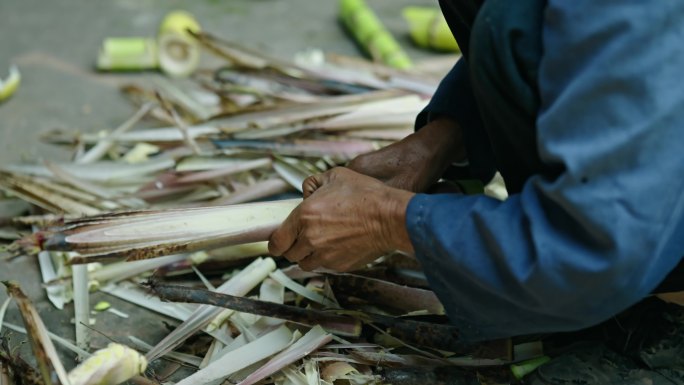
[268,205,301,256]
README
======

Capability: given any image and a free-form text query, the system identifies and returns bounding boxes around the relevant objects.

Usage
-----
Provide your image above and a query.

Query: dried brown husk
[327,273,444,315]
[1,282,70,385]
[149,282,362,337]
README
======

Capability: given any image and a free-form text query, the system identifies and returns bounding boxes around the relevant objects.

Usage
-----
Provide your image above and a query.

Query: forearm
[346,116,467,193]
[415,58,497,184]
[411,116,467,175]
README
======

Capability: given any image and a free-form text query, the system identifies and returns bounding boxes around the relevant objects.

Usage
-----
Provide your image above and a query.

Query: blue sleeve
[416,59,497,183]
[407,0,684,342]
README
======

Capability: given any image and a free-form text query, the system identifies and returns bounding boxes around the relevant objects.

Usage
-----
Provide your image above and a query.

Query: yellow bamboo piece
[158,10,201,36]
[0,65,21,102]
[403,7,460,53]
[339,0,413,69]
[68,343,147,385]
[157,10,201,77]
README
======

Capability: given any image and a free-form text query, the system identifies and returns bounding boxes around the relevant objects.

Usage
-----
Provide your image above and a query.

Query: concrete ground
[0,0,441,378]
[0,0,438,164]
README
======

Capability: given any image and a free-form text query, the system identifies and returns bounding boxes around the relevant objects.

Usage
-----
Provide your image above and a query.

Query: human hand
[268,167,415,272]
[347,117,466,192]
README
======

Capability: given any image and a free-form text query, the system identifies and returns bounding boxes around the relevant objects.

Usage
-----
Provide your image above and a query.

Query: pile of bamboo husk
[0,31,532,385]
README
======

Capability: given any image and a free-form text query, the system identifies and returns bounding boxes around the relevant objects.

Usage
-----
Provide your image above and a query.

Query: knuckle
[328,168,343,180]
[301,233,314,248]
[298,203,315,221]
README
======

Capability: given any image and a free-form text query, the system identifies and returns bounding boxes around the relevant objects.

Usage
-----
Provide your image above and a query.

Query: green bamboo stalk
[403,7,460,52]
[510,356,551,380]
[339,0,413,69]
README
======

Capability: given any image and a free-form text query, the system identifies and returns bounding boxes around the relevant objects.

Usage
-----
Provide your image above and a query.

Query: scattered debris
[0,22,523,385]
[93,302,111,312]
[105,308,128,319]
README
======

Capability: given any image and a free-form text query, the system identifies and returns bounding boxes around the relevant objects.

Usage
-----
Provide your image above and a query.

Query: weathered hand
[268,167,415,272]
[347,117,466,192]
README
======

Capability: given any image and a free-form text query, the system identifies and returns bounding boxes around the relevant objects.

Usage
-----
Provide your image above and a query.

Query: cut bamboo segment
[67,343,147,385]
[96,38,158,71]
[403,7,460,52]
[339,0,413,69]
[11,199,301,263]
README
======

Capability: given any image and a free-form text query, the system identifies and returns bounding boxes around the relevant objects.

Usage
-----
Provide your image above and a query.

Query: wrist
[376,187,415,254]
[416,116,466,166]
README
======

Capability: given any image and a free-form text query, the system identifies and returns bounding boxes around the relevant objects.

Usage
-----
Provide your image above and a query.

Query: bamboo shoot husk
[12,199,300,263]
[175,325,294,385]
[238,326,332,385]
[145,257,276,361]
[327,273,444,315]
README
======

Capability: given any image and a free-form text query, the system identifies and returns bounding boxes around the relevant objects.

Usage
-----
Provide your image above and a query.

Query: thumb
[268,206,300,256]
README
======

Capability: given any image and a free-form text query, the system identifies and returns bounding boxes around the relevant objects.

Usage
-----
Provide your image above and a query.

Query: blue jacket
[408,0,684,341]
